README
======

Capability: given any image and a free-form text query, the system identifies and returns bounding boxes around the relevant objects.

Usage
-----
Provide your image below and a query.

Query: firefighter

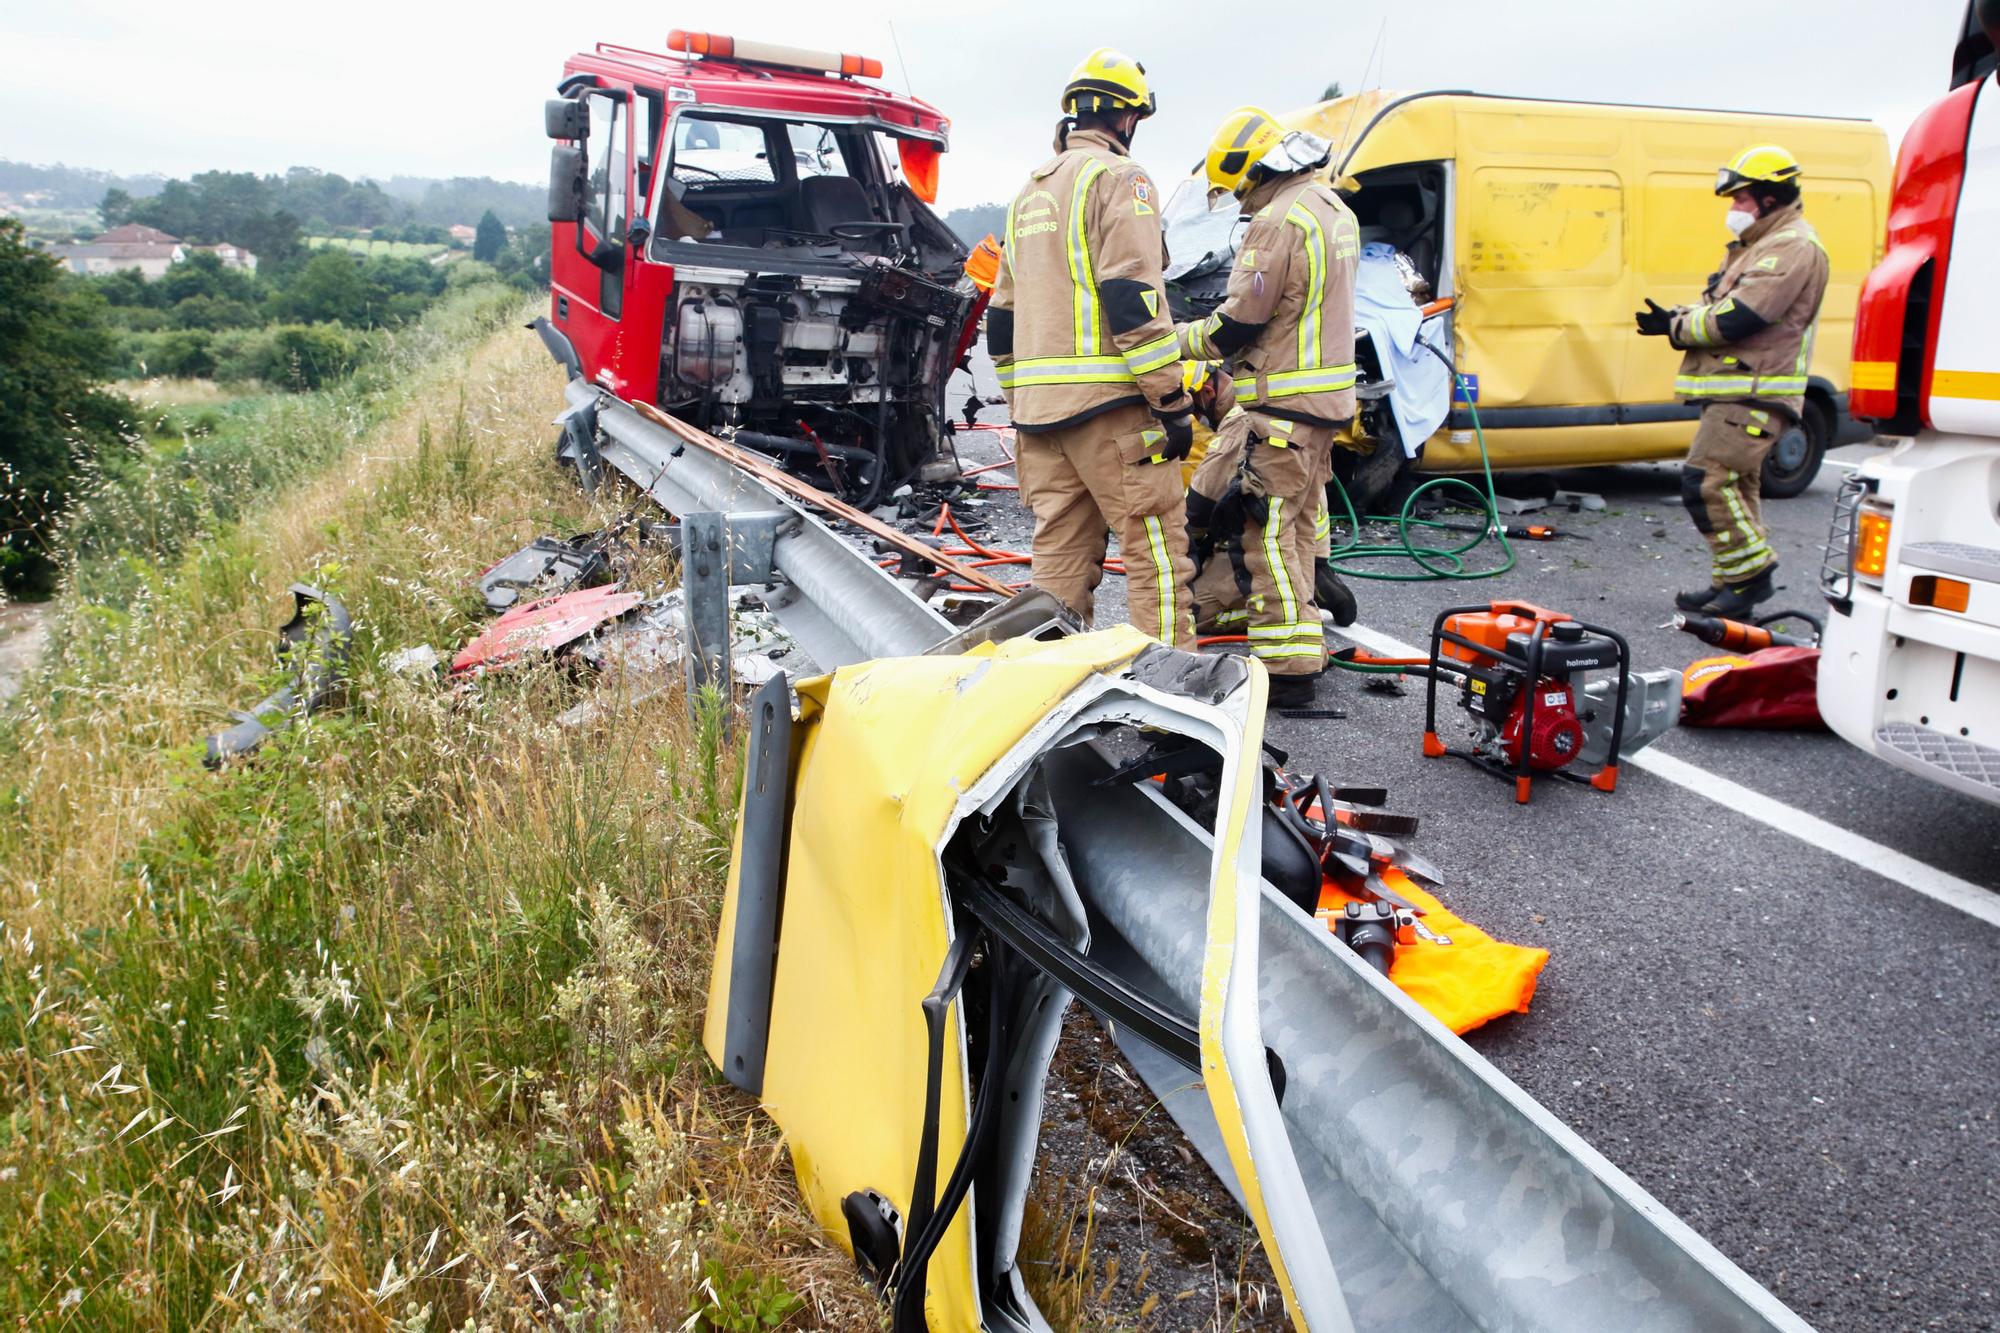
[1636,145,1830,618]
[1178,107,1360,705]
[988,48,1197,647]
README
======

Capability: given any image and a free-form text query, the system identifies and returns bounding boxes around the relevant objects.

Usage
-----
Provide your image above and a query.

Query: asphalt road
[941,364,2000,1333]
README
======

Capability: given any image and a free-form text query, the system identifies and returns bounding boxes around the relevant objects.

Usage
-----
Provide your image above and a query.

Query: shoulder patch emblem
[1140,289,1160,317]
[1756,256,1779,270]
[1240,247,1257,268]
[1132,176,1154,216]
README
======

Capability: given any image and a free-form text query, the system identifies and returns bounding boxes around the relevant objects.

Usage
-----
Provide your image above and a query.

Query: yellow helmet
[1062,48,1156,118]
[1715,145,1802,196]
[1182,359,1222,396]
[1204,106,1285,198]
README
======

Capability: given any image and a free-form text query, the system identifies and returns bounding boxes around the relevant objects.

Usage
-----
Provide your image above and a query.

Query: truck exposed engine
[1820,1,2000,807]
[538,32,985,507]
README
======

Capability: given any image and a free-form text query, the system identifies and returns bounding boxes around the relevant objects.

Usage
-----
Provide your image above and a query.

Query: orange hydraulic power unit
[1421,600,1637,804]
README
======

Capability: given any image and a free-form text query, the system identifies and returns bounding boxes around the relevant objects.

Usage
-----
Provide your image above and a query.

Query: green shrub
[114,328,216,380]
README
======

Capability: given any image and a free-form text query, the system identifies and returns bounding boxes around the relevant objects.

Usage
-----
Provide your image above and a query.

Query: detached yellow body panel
[706,632,1148,1327]
[704,628,1346,1330]
[1283,91,1891,470]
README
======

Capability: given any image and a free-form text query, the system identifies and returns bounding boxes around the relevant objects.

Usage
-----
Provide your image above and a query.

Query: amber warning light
[668,30,884,80]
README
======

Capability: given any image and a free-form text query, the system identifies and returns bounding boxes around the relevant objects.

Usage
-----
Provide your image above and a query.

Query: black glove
[1155,411,1195,462]
[1211,476,1269,534]
[1185,489,1218,571]
[1634,298,1674,338]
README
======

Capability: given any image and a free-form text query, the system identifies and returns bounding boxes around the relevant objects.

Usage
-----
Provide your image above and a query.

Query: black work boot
[1707,564,1778,619]
[1267,674,1319,709]
[1315,558,1358,627]
[1675,584,1723,613]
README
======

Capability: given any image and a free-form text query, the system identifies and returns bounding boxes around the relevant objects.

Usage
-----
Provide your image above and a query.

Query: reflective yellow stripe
[1067,160,1107,356]
[1312,504,1331,542]
[1181,312,1221,360]
[1143,514,1176,641]
[1261,497,1297,631]
[1933,369,2000,400]
[1852,360,1897,392]
[1123,331,1180,377]
[995,354,1134,388]
[1264,364,1358,397]
[1252,642,1324,660]
[1676,375,1760,396]
[1285,201,1326,371]
[1000,191,1016,278]
[1716,473,1769,575]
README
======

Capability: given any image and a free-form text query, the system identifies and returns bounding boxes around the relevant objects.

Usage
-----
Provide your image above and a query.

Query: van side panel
[1453,108,1628,422]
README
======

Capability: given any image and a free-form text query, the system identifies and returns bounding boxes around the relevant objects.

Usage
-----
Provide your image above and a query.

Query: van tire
[1760,398,1830,499]
[1337,425,1411,515]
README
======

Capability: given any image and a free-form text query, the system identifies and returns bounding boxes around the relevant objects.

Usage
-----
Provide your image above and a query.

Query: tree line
[0,208,548,597]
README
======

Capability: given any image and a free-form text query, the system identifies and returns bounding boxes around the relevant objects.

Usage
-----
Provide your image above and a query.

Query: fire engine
[1821,2,2000,805]
[536,32,985,507]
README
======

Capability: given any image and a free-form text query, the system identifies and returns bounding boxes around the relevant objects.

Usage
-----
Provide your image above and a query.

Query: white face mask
[1725,208,1756,238]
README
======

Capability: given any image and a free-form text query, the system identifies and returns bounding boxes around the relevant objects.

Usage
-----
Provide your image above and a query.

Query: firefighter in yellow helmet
[987,49,1197,647]
[1178,107,1360,705]
[1636,144,1829,618]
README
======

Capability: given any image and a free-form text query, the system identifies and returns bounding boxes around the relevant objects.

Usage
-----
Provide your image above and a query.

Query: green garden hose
[1326,342,1515,582]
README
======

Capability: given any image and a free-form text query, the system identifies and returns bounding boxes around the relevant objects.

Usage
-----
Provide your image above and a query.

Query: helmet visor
[1714,167,1747,196]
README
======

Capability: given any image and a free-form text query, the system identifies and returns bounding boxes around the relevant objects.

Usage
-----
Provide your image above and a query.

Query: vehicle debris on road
[204,583,353,767]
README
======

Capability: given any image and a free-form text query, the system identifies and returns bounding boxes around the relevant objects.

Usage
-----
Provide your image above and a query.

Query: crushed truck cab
[541,32,981,506]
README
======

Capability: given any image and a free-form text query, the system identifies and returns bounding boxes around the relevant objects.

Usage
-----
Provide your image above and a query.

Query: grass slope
[0,304,874,1329]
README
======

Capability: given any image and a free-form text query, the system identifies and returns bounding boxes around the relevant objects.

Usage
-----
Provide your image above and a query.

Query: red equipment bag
[1680,646,1826,729]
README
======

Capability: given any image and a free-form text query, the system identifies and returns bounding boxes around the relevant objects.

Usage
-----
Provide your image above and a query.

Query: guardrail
[560,379,1812,1333]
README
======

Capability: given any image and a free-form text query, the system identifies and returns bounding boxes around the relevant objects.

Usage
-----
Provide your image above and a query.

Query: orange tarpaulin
[1316,867,1548,1035]
[898,137,942,204]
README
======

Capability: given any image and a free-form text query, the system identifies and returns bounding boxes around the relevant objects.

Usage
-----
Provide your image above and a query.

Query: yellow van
[1162,91,1890,503]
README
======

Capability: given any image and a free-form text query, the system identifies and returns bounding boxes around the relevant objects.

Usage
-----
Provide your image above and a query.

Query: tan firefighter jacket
[1177,172,1360,430]
[1670,202,1830,417]
[988,127,1188,432]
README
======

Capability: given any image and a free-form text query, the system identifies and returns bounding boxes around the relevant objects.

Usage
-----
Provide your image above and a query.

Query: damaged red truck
[536,32,986,507]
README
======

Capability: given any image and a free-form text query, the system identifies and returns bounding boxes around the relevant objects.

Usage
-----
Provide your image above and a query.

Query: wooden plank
[629,400,1019,598]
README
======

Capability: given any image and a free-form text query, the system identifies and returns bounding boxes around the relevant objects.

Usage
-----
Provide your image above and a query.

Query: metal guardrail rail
[565,382,1812,1332]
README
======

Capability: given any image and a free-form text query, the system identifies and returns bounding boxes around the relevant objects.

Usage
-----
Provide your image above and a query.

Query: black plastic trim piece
[719,672,795,1097]
[955,875,1201,1072]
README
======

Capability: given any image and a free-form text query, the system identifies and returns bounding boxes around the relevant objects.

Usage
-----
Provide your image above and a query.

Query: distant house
[193,242,258,273]
[448,224,477,246]
[48,223,186,279]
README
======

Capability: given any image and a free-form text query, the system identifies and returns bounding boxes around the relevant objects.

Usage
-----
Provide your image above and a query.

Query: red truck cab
[539,33,980,504]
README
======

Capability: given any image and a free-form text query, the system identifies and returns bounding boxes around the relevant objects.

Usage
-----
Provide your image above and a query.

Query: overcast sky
[0,0,1971,211]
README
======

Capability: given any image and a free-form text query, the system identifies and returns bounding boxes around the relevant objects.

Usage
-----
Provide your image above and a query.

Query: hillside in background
[381,175,547,229]
[942,201,1007,247]
[0,160,167,208]
[1,160,546,233]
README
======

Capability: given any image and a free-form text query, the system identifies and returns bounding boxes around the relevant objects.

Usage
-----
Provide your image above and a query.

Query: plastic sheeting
[1356,242,1454,457]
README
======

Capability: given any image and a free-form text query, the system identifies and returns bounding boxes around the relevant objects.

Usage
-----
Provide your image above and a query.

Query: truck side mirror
[547,145,586,223]
[545,98,588,141]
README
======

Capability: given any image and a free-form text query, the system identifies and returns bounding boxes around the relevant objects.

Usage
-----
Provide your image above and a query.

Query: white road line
[1329,623,2000,929]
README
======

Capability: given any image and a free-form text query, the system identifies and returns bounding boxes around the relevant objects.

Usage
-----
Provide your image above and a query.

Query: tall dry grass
[0,306,876,1329]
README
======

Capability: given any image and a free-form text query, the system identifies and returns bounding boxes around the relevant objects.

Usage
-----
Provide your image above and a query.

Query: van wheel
[1336,423,1411,515]
[1760,398,1830,499]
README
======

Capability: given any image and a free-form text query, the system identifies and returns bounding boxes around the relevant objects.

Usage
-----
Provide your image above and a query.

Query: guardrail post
[682,511,730,718]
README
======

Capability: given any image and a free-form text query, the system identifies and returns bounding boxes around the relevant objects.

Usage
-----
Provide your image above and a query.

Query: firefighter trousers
[1016,402,1196,648]
[1185,412,1328,675]
[1682,402,1778,586]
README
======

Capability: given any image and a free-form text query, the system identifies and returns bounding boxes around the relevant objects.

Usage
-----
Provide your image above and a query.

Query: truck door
[549,86,633,392]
